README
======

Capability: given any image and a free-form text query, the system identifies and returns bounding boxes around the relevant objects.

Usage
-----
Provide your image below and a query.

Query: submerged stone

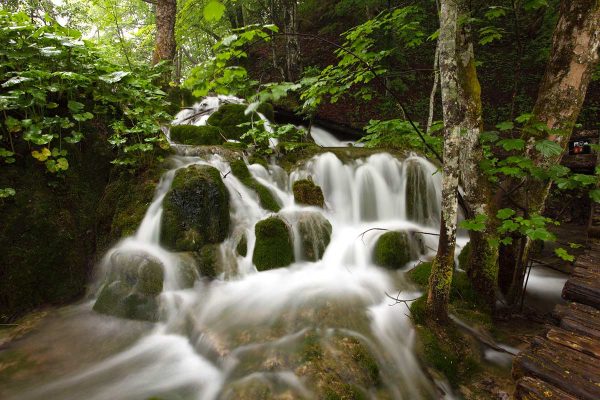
[93,251,164,322]
[161,164,230,252]
[297,211,332,261]
[252,216,294,271]
[236,234,248,257]
[292,179,325,207]
[169,125,222,145]
[373,231,411,269]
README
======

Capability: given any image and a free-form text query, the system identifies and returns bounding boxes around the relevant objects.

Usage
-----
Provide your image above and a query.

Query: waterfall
[4,102,453,400]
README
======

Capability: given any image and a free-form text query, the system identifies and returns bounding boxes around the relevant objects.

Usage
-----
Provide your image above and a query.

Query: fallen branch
[385,291,419,311]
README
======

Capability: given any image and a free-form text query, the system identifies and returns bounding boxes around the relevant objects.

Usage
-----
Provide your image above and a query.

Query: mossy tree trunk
[426,0,461,323]
[151,0,177,84]
[501,0,600,304]
[454,2,499,311]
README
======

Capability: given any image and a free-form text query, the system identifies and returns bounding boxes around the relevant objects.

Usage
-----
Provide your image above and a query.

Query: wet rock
[175,252,201,288]
[161,164,230,252]
[297,212,332,261]
[236,234,248,257]
[231,160,281,212]
[197,244,221,278]
[373,231,411,269]
[292,179,325,208]
[253,216,294,271]
[93,251,164,322]
[169,125,222,145]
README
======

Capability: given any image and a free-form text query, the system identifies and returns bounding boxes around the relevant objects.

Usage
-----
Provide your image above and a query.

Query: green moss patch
[236,234,248,257]
[373,231,411,269]
[230,160,281,212]
[170,125,222,145]
[252,216,294,271]
[292,179,325,207]
[161,164,230,252]
[207,103,261,141]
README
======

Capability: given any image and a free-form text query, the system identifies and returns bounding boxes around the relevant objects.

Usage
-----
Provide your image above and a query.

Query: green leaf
[515,113,533,123]
[554,248,574,262]
[535,139,563,157]
[525,227,555,241]
[204,0,226,22]
[99,71,130,84]
[495,121,514,131]
[497,138,525,151]
[459,214,488,232]
[0,188,16,198]
[496,208,516,220]
[67,100,84,113]
[590,189,600,203]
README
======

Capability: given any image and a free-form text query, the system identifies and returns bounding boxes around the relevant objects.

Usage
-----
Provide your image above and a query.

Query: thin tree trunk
[503,0,600,304]
[426,43,440,133]
[282,0,301,81]
[152,0,177,66]
[427,0,461,322]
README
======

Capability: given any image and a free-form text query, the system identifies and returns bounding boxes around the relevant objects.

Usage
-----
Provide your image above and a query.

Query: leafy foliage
[0,11,171,182]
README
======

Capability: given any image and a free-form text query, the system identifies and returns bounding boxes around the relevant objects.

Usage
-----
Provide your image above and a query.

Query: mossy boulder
[93,251,164,321]
[169,125,222,145]
[292,179,325,207]
[236,234,248,257]
[161,164,230,252]
[197,244,221,278]
[373,231,411,269]
[207,103,259,141]
[297,211,332,261]
[230,160,281,212]
[458,242,471,269]
[252,216,294,271]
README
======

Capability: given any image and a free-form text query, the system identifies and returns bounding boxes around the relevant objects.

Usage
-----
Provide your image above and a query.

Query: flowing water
[1,101,459,400]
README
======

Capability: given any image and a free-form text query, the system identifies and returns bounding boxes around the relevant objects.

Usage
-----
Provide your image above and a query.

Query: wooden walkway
[513,239,600,399]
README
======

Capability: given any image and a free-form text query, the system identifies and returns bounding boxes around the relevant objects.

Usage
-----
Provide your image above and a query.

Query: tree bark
[502,0,600,304]
[152,0,177,67]
[426,0,461,322]
[282,0,301,81]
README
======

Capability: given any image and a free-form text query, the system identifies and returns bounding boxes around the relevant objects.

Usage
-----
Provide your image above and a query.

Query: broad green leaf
[67,100,84,113]
[99,71,130,84]
[32,147,51,161]
[459,214,488,232]
[497,138,525,151]
[554,247,574,262]
[204,0,226,22]
[496,208,516,220]
[495,121,514,131]
[590,189,600,203]
[535,139,562,157]
[515,113,533,123]
[0,188,16,198]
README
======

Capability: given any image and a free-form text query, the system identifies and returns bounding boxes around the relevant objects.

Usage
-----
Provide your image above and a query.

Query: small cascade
[4,114,454,399]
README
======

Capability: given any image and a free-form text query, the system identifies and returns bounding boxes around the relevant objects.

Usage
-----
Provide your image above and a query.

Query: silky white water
[3,101,457,399]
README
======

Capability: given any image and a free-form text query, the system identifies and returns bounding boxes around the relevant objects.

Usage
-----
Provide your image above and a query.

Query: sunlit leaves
[203,1,226,22]
[0,188,16,198]
[555,248,574,262]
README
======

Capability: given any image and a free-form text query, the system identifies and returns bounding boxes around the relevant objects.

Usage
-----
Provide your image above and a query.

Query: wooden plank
[560,317,600,340]
[513,338,600,400]
[562,278,600,308]
[546,327,600,359]
[515,377,578,400]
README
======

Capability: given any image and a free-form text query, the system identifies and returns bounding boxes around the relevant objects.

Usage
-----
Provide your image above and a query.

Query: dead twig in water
[385,291,419,311]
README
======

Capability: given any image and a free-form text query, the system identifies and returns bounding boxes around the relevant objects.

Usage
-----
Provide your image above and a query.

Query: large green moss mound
[292,179,325,207]
[207,104,256,141]
[252,216,294,271]
[373,231,411,269]
[230,160,281,212]
[297,211,332,261]
[161,164,230,252]
[170,125,222,145]
[93,251,164,322]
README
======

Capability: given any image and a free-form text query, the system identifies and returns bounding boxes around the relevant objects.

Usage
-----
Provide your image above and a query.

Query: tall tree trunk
[501,0,600,304]
[454,3,499,311]
[152,0,177,67]
[426,0,461,322]
[282,0,301,81]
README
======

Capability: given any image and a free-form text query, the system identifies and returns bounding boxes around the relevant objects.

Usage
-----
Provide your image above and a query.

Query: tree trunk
[282,0,301,81]
[426,0,461,322]
[501,0,600,304]
[152,0,177,67]
[454,3,499,311]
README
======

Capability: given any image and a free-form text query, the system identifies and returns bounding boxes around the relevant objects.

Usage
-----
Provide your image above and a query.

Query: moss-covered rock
[161,164,230,252]
[256,102,275,122]
[252,216,294,271]
[170,125,222,145]
[93,251,164,321]
[197,244,221,278]
[373,231,411,269]
[297,211,332,261]
[207,103,258,141]
[458,242,471,270]
[236,234,248,257]
[230,160,281,212]
[292,179,325,207]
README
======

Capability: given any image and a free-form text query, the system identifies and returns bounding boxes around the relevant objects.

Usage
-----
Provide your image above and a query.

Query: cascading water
[2,101,454,400]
